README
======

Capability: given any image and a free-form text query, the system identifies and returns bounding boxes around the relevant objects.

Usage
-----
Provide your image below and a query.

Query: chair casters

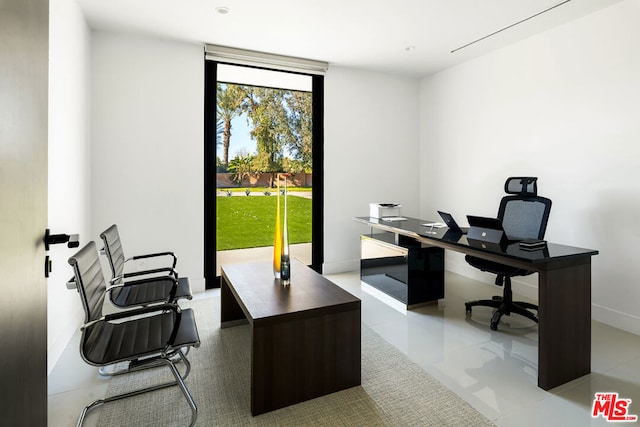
[465,303,472,315]
[465,301,502,330]
[490,311,503,331]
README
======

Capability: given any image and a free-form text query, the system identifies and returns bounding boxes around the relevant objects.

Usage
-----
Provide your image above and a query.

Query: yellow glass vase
[273,180,282,279]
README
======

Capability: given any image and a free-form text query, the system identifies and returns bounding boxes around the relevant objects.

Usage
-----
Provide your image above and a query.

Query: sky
[222,113,256,159]
[221,112,295,160]
[217,63,311,161]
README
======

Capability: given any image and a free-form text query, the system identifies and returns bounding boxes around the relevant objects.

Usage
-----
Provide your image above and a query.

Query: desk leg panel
[251,308,361,416]
[220,275,247,326]
[538,262,591,390]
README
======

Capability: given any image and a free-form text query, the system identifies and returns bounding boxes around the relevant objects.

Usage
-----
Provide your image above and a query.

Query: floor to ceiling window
[204,49,325,288]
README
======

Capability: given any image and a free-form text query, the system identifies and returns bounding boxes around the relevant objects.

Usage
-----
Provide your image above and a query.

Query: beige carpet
[96,297,494,426]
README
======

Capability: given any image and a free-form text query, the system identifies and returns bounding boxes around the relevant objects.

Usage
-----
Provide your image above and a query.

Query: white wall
[323,67,421,273]
[419,0,640,335]
[87,7,640,336]
[90,32,205,291]
[47,0,91,373]
[89,33,421,278]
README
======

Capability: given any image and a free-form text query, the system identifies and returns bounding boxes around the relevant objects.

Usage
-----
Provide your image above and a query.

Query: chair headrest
[504,177,537,195]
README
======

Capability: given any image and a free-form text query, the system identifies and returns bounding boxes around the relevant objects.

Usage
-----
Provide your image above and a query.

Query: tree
[220,85,314,184]
[216,119,223,147]
[284,90,313,171]
[282,157,305,174]
[227,152,255,185]
[243,87,290,186]
[216,83,246,166]
[216,156,226,173]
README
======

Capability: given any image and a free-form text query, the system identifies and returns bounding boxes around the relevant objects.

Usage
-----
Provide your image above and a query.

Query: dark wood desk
[220,260,361,415]
[354,216,599,391]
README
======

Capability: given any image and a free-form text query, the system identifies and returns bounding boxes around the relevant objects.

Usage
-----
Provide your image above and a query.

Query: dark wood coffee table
[220,260,361,416]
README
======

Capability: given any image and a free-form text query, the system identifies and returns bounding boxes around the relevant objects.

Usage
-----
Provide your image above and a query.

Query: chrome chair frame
[99,224,192,309]
[69,241,200,426]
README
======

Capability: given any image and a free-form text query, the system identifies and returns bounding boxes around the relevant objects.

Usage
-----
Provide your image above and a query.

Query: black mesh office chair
[100,224,192,308]
[464,177,552,331]
[68,241,200,427]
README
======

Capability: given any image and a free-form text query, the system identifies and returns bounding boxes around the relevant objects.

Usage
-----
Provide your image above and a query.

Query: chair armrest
[127,251,178,269]
[66,276,77,290]
[112,271,178,286]
[105,281,126,292]
[122,267,178,280]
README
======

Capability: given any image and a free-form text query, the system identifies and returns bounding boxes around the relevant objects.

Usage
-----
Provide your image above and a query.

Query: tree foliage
[216,156,226,173]
[216,82,313,176]
[216,83,246,166]
[285,91,313,171]
[227,152,255,185]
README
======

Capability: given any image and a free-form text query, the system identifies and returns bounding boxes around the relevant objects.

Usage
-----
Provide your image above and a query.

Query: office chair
[100,224,192,308]
[464,177,552,331]
[68,241,200,427]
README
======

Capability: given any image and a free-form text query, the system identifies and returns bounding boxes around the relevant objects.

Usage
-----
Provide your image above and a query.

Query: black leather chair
[464,177,552,331]
[68,241,200,426]
[99,224,192,308]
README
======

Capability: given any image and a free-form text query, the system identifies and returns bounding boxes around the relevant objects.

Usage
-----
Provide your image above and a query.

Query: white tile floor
[48,271,640,426]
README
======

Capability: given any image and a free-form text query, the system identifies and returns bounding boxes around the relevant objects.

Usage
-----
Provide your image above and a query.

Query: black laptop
[437,211,469,234]
[466,215,522,243]
[466,215,502,230]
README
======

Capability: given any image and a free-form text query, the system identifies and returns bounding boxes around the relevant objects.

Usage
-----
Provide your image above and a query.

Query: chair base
[98,346,191,377]
[77,350,197,427]
[465,296,538,331]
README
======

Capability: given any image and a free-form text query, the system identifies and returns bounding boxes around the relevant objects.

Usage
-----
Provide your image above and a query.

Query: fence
[216,173,312,188]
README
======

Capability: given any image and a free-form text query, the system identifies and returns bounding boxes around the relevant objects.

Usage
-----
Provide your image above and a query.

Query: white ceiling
[77,0,623,77]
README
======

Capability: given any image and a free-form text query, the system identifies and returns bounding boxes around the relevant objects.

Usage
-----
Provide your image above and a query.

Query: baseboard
[446,253,640,336]
[48,306,84,375]
[445,254,496,287]
[322,259,360,275]
[593,304,640,336]
[189,277,207,294]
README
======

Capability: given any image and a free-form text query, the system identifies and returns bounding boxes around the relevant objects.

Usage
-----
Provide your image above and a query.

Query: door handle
[44,228,79,251]
[45,255,52,278]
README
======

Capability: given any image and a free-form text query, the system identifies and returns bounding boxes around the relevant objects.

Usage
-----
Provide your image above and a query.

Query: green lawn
[216,195,312,250]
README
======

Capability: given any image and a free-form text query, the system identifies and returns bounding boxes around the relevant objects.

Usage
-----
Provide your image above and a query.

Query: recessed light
[215,6,230,14]
[405,45,416,52]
